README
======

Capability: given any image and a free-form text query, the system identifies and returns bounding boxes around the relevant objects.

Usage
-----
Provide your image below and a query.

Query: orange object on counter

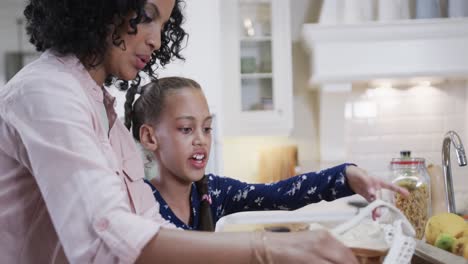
[258,145,298,183]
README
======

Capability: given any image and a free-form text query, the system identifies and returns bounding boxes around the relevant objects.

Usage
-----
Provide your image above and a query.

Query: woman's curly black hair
[24,0,187,89]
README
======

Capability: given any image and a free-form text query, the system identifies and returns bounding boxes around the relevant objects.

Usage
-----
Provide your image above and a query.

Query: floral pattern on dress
[145,163,355,230]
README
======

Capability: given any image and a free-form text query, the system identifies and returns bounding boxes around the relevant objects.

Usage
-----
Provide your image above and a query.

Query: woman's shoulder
[6,52,84,89]
[3,51,87,98]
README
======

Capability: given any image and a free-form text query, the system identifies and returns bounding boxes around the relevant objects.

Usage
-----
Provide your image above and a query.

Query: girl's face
[154,87,212,184]
[104,0,175,80]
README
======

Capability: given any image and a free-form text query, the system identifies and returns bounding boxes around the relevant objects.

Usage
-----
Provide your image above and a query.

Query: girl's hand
[345,165,409,203]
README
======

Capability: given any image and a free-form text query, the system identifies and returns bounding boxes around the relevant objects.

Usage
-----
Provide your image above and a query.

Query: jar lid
[400,150,411,158]
[390,158,425,165]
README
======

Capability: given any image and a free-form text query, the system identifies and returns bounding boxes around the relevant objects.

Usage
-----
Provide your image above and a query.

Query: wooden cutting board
[412,240,467,264]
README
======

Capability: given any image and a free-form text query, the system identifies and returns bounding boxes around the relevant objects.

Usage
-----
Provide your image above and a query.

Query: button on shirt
[0,51,172,264]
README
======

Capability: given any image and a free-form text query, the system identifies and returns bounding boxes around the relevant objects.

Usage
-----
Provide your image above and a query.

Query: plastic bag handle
[332,199,416,237]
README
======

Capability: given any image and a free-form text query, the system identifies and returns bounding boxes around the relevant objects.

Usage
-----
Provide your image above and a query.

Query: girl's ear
[139,124,158,151]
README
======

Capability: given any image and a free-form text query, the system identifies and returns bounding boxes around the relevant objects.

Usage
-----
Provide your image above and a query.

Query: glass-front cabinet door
[222,0,292,136]
[239,1,273,111]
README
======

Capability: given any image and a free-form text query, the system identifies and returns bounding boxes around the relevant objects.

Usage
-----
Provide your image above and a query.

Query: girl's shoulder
[205,173,237,184]
[205,173,221,186]
[205,174,246,191]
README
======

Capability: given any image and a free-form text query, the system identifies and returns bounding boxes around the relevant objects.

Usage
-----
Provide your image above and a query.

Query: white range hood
[300,18,468,163]
[302,18,468,88]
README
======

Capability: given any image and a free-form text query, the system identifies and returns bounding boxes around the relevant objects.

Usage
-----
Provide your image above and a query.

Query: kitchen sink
[412,240,467,264]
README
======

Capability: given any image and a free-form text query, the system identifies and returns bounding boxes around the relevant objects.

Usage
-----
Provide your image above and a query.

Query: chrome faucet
[442,131,467,214]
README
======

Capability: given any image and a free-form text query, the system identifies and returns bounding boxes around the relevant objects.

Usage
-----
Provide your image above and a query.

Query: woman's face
[104,0,175,80]
[153,87,212,184]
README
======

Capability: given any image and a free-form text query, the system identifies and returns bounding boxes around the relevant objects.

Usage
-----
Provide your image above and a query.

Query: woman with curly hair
[0,0,359,263]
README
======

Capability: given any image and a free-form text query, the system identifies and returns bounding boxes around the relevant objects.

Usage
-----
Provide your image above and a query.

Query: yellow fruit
[434,233,456,251]
[455,226,468,239]
[425,213,466,245]
[451,236,468,259]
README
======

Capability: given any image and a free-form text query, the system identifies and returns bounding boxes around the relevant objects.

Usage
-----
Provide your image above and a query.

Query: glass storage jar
[390,156,431,239]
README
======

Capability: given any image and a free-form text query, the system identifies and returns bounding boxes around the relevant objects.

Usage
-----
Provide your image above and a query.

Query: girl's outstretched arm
[210,163,354,219]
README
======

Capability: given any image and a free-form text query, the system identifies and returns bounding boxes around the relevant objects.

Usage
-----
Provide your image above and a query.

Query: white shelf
[239,0,271,4]
[240,36,272,42]
[302,18,468,86]
[241,73,273,79]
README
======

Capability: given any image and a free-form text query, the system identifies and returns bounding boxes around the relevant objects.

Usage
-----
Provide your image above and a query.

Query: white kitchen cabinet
[221,0,293,136]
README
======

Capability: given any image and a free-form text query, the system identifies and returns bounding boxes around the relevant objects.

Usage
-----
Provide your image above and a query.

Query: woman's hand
[266,229,359,264]
[139,227,358,264]
[345,165,409,202]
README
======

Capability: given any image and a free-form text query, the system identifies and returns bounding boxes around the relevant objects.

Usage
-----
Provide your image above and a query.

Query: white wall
[0,1,36,85]
[289,0,323,171]
[111,0,223,119]
[155,0,222,110]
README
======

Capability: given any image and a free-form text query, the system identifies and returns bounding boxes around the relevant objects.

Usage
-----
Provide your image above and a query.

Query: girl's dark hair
[195,175,215,231]
[125,76,214,231]
[124,76,201,140]
[24,0,187,86]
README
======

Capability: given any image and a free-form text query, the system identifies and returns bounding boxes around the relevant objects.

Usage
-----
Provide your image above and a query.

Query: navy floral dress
[145,163,355,230]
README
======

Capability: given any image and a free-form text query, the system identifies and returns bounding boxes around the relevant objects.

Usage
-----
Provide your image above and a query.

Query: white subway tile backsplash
[344,82,468,178]
[377,100,407,117]
[414,117,445,134]
[347,154,390,173]
[375,119,397,135]
[345,119,378,137]
[408,98,447,116]
[444,116,466,134]
[406,85,445,97]
[319,81,468,206]
[357,136,381,154]
[352,101,377,119]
